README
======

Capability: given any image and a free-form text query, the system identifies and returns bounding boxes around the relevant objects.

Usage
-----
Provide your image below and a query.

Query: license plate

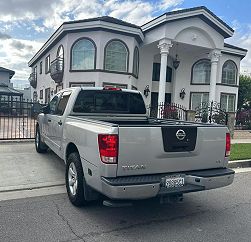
[163,175,185,188]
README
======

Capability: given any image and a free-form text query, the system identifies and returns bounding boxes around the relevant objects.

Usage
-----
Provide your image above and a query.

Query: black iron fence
[148,103,187,120]
[195,101,228,125]
[0,97,43,140]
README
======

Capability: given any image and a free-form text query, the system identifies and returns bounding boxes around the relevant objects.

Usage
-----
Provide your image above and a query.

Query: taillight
[98,134,118,164]
[225,133,231,157]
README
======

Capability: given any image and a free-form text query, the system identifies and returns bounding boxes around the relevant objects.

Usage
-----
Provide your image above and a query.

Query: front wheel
[66,152,87,207]
[35,126,48,153]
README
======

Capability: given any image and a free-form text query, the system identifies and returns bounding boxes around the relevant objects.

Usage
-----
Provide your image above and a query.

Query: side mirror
[42,105,50,114]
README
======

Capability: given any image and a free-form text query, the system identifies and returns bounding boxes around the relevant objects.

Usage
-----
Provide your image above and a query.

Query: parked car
[35,87,234,207]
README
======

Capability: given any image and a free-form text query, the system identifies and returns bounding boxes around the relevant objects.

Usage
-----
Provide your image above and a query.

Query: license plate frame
[162,175,185,188]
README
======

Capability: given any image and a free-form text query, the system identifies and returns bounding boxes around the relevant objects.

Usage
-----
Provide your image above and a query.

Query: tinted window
[49,94,60,114]
[73,90,146,114]
[56,91,71,115]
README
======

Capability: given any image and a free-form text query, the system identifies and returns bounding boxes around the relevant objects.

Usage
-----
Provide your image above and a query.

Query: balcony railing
[50,57,64,83]
[29,72,37,88]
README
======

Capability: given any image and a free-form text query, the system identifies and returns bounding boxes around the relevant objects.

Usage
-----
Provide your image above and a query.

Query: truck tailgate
[117,125,227,176]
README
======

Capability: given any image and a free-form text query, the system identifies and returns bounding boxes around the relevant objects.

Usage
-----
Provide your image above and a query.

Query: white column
[209,50,221,102]
[157,39,172,108]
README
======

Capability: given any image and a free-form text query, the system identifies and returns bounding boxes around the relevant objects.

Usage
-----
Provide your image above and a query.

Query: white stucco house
[28,6,247,113]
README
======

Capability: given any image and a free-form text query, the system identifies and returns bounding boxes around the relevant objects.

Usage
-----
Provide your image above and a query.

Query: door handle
[48,119,51,122]
[58,120,62,126]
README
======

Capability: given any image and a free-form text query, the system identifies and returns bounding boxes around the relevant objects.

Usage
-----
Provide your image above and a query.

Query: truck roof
[63,86,141,95]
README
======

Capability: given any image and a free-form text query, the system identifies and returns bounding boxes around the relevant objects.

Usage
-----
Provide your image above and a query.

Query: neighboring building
[28,6,247,112]
[0,67,15,88]
[0,67,23,101]
[16,86,31,101]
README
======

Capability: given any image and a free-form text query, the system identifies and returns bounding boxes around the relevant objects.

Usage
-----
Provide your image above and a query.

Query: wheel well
[66,143,79,160]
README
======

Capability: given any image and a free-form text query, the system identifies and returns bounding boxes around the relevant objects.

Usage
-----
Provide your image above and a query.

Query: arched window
[104,40,128,72]
[71,38,96,70]
[57,45,64,59]
[191,59,211,84]
[56,45,64,72]
[133,47,139,77]
[222,60,237,85]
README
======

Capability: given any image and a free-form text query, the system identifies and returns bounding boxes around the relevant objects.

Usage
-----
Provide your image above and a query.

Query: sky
[0,0,251,89]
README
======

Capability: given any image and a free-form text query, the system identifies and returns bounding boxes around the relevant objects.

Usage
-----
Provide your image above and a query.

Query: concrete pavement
[0,142,65,194]
[0,141,250,202]
[0,171,251,242]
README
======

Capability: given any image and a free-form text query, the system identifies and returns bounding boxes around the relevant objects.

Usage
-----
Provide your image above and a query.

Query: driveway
[0,142,65,195]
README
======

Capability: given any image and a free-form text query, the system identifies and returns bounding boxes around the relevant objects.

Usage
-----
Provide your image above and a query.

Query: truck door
[51,91,72,153]
[43,93,61,150]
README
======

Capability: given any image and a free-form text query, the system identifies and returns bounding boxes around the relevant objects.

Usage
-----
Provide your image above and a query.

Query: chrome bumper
[101,168,235,200]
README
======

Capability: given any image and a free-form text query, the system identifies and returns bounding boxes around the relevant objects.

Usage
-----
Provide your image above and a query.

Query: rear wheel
[66,152,88,207]
[35,126,48,153]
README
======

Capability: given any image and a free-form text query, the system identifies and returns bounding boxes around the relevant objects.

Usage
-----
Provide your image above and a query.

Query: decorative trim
[209,50,221,63]
[190,59,211,85]
[69,68,136,77]
[216,83,239,88]
[103,39,130,73]
[224,43,247,52]
[221,51,245,59]
[158,39,173,54]
[70,37,97,71]
[102,82,128,89]
[142,6,233,38]
[69,82,95,87]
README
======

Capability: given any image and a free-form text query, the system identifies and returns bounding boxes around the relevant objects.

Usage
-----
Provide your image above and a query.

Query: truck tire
[66,152,88,207]
[35,126,48,153]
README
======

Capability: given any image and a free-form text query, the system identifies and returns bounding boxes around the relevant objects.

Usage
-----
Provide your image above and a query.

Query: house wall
[29,15,244,112]
[31,30,139,103]
[143,17,223,49]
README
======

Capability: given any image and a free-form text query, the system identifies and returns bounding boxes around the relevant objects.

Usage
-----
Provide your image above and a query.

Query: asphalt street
[0,170,250,242]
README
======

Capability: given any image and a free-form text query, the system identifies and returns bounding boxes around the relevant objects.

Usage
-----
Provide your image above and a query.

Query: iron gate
[0,97,42,140]
[195,101,228,125]
[148,103,187,120]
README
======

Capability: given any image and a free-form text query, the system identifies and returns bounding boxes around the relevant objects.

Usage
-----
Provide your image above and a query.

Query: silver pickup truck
[35,87,234,207]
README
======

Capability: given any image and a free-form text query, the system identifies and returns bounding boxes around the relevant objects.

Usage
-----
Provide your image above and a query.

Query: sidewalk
[0,141,249,198]
[231,139,251,144]
[0,142,65,194]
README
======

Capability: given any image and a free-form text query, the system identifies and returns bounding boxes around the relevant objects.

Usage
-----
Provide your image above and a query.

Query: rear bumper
[101,168,235,200]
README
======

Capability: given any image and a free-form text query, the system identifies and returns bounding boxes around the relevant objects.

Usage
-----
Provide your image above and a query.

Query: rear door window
[73,90,146,114]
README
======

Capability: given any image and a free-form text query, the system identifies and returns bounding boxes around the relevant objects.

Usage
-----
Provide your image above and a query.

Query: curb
[0,139,34,144]
[0,181,65,193]
[228,159,251,169]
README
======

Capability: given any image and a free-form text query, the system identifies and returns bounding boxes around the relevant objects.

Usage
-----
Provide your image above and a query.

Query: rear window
[73,90,146,114]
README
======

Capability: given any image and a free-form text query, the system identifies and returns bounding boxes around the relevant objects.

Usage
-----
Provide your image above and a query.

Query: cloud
[227,24,251,73]
[0,0,184,31]
[10,40,34,51]
[0,32,11,40]
[0,38,43,83]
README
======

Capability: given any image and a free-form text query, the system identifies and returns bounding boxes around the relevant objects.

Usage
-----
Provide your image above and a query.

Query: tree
[237,75,251,109]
